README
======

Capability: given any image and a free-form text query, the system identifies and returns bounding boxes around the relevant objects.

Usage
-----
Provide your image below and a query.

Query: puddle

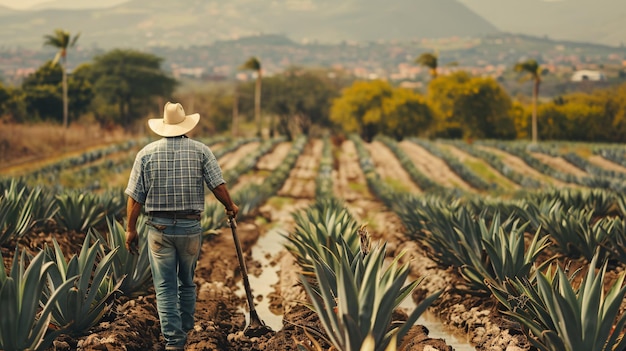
[400,293,477,351]
[239,228,476,350]
[236,227,286,332]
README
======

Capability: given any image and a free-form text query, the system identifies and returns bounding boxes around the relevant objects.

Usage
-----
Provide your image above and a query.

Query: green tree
[43,29,80,129]
[415,51,458,81]
[381,88,434,140]
[21,61,63,122]
[415,52,439,79]
[514,59,543,144]
[330,80,433,141]
[88,49,177,127]
[240,57,263,137]
[0,82,12,117]
[67,63,95,120]
[428,71,516,139]
[263,67,341,139]
[20,61,93,123]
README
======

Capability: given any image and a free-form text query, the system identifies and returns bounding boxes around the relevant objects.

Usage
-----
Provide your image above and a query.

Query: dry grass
[0,122,131,174]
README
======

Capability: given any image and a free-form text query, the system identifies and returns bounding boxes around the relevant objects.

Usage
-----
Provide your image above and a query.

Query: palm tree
[415,51,459,81]
[44,29,80,129]
[240,57,263,137]
[415,52,439,79]
[514,59,543,144]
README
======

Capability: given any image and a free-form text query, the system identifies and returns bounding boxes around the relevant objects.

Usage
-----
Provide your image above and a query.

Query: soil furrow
[399,140,473,191]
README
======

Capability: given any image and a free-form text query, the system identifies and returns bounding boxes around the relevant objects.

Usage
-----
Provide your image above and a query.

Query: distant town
[2,33,626,97]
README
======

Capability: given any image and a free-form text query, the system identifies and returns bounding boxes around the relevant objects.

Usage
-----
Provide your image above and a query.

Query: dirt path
[277,139,322,199]
[256,142,292,171]
[229,142,293,194]
[476,145,568,188]
[399,140,473,191]
[219,141,262,170]
[332,139,373,203]
[439,144,519,191]
[365,141,422,194]
[588,155,626,174]
[529,152,589,178]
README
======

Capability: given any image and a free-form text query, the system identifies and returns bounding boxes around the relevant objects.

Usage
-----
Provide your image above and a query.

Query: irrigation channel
[242,228,477,350]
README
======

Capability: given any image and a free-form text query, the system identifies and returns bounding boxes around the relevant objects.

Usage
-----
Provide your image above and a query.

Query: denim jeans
[146,216,202,349]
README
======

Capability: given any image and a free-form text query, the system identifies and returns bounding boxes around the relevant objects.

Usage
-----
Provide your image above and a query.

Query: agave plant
[54,190,106,232]
[459,214,552,293]
[89,217,152,297]
[201,201,227,236]
[43,234,122,335]
[300,242,442,351]
[0,249,76,351]
[489,253,626,351]
[536,206,611,260]
[0,180,36,245]
[284,198,361,281]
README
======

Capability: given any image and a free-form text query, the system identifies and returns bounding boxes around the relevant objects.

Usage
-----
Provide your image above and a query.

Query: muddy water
[399,299,477,351]
[239,228,478,350]
[236,227,286,331]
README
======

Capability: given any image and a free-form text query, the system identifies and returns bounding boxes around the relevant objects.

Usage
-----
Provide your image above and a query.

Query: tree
[415,52,439,79]
[415,51,459,82]
[240,57,263,137]
[263,67,341,139]
[427,71,516,139]
[514,59,543,144]
[43,29,80,129]
[330,80,434,141]
[88,49,177,127]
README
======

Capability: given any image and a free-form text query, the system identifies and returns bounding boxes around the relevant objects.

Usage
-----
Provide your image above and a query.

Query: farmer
[125,101,239,351]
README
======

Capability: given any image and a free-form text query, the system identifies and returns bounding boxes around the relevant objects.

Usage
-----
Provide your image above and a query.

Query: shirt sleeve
[202,145,226,190]
[125,150,147,204]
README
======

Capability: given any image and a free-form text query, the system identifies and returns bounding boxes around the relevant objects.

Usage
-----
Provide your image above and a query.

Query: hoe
[227,214,274,337]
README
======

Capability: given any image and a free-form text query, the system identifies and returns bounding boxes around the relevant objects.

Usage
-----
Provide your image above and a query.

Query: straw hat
[148,102,200,137]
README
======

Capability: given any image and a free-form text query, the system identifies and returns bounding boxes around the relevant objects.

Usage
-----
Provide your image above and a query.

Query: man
[125,101,239,351]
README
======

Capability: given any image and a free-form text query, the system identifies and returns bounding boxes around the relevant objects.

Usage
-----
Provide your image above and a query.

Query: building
[571,70,606,82]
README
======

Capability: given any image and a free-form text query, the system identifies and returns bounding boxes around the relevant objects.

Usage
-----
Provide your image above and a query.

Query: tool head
[244,323,274,337]
[243,309,273,337]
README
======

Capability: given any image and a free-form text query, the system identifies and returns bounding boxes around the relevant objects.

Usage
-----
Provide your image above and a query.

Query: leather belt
[149,211,201,220]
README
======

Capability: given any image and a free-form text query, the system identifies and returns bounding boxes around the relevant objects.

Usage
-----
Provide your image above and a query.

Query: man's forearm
[126,196,143,231]
[212,183,235,210]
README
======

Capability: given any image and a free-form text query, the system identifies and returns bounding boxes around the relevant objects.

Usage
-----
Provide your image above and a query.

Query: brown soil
[588,155,626,174]
[365,141,422,194]
[529,152,589,178]
[398,141,473,191]
[219,141,262,170]
[439,144,519,191]
[475,145,568,188]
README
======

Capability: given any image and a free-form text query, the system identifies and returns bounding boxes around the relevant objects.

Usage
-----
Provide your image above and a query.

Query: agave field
[1,134,626,351]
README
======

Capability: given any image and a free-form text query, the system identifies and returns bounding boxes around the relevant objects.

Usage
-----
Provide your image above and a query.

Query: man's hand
[125,229,139,255]
[226,204,240,218]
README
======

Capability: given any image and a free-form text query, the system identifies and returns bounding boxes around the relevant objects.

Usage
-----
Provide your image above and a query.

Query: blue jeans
[146,217,202,349]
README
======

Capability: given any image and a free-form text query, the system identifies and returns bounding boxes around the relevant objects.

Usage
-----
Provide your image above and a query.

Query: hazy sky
[0,0,47,9]
[0,0,126,10]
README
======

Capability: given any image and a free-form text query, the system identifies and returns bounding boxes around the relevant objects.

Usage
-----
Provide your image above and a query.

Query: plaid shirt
[125,137,225,212]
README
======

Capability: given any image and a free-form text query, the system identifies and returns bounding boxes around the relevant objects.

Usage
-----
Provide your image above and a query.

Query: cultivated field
[2,134,626,351]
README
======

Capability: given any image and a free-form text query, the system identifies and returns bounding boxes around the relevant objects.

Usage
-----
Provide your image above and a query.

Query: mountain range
[0,0,624,50]
[0,0,495,49]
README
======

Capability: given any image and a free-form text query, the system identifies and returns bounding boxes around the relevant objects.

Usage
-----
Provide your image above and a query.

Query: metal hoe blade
[227,215,274,337]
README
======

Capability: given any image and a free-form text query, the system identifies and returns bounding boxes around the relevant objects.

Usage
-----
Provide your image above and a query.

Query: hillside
[0,0,499,49]
[457,0,626,47]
